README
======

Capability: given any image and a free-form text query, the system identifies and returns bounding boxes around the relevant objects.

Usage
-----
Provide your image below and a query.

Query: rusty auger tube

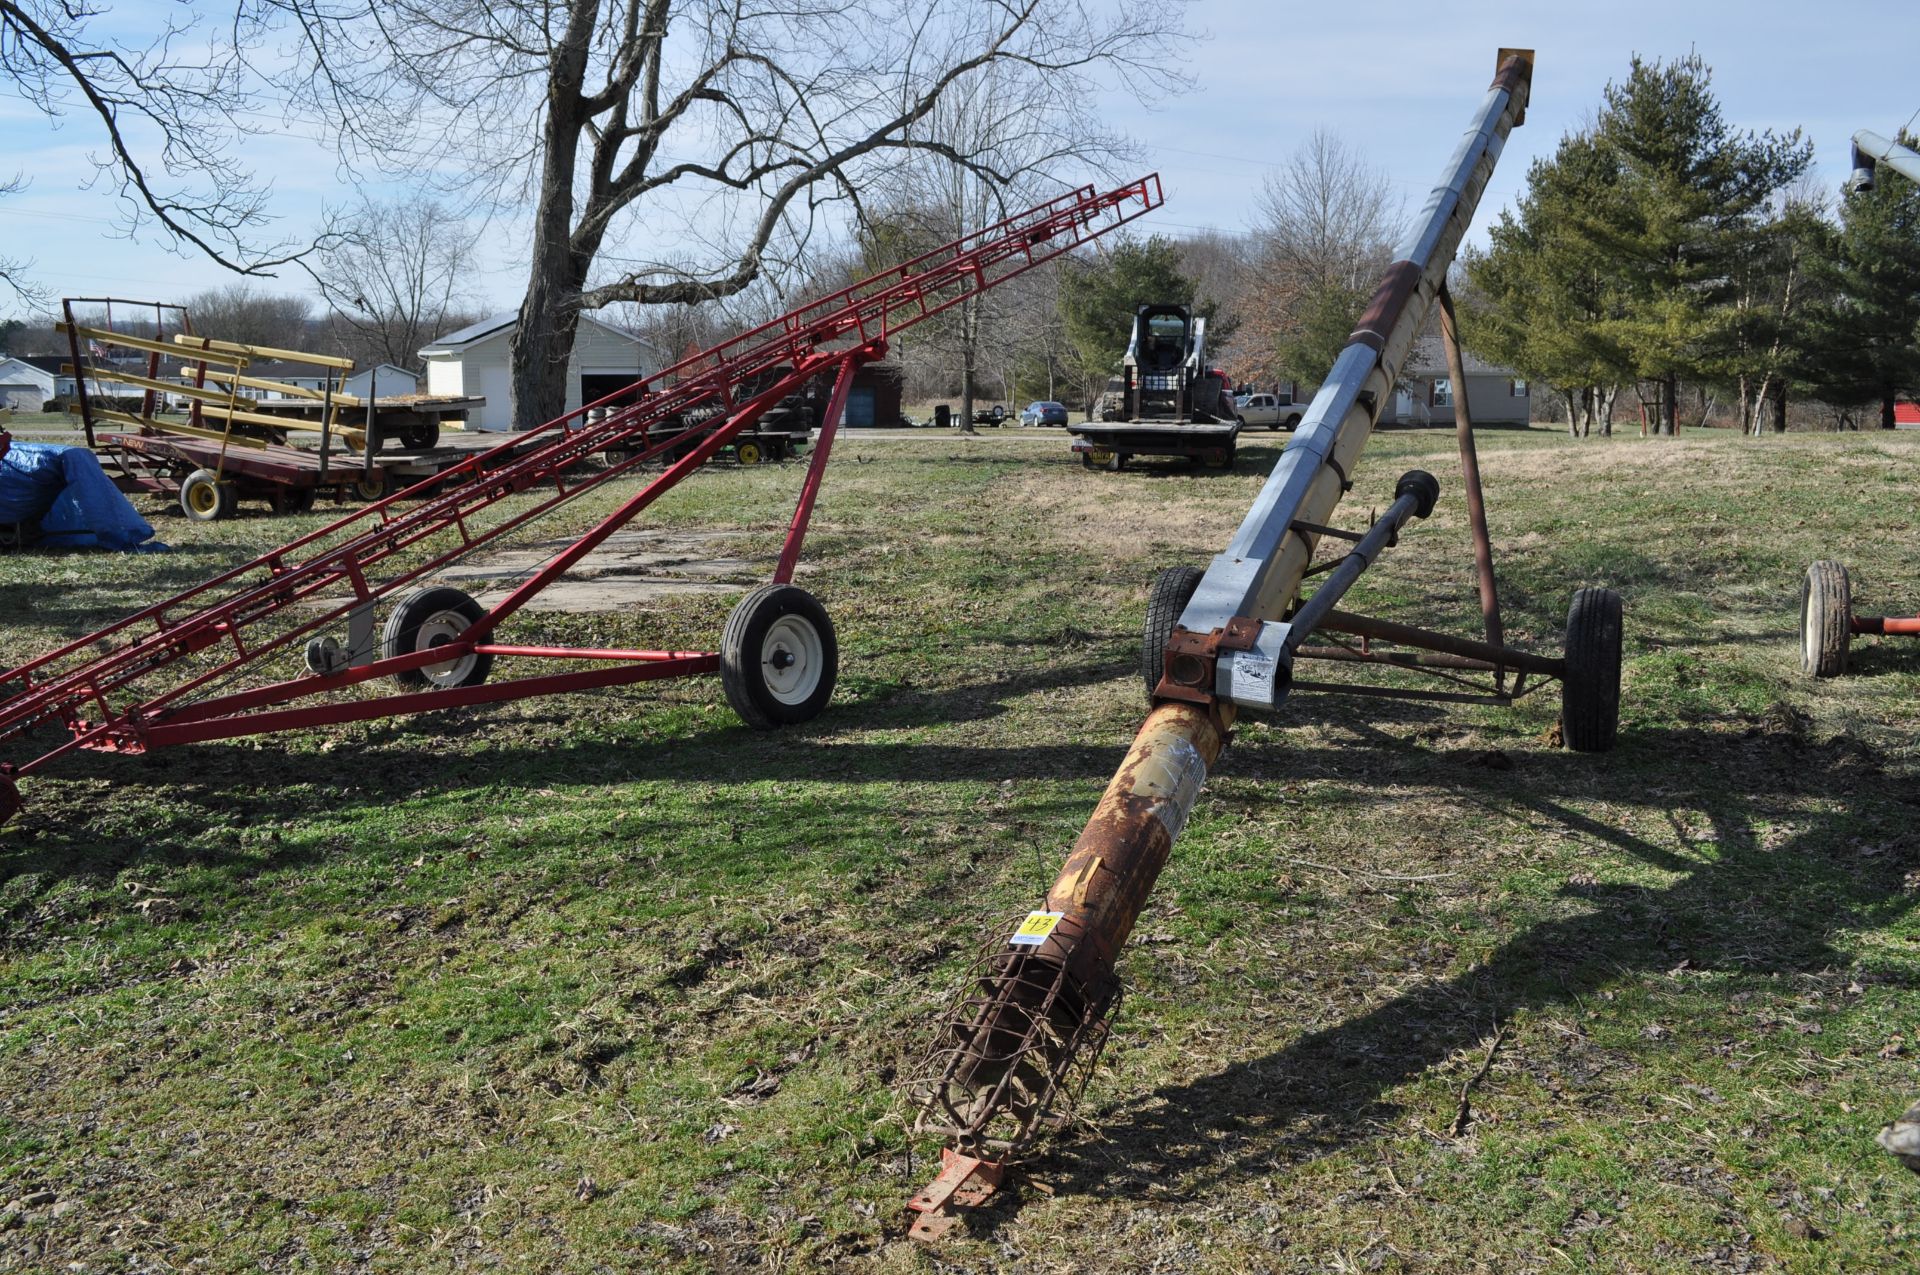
[907,48,1535,1242]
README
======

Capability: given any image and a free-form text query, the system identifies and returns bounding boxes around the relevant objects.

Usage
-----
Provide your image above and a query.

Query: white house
[0,357,56,412]
[1382,335,1531,427]
[419,313,662,431]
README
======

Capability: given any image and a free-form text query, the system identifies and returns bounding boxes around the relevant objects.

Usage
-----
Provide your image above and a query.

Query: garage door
[844,386,875,427]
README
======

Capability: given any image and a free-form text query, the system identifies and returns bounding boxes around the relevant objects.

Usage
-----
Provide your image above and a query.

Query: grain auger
[906,49,1625,1241]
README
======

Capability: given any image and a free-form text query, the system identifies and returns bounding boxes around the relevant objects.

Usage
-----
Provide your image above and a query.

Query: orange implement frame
[0,176,1163,825]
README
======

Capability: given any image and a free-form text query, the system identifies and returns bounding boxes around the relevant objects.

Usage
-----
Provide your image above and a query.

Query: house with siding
[1382,335,1531,426]
[0,357,56,412]
[419,314,661,431]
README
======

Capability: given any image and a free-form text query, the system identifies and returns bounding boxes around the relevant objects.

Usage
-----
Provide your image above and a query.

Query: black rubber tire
[1561,587,1623,752]
[273,485,317,515]
[720,584,837,729]
[1800,560,1852,678]
[1141,565,1205,701]
[397,420,440,450]
[352,468,392,502]
[381,586,493,691]
[179,469,236,522]
[1284,414,1302,430]
[736,439,764,466]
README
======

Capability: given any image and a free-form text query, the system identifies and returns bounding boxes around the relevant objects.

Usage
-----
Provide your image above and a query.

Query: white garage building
[420,313,662,431]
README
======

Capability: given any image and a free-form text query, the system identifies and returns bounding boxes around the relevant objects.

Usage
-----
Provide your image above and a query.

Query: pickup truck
[1234,390,1309,431]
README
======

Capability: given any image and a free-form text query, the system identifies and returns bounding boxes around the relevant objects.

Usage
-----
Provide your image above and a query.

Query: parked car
[1020,400,1070,426]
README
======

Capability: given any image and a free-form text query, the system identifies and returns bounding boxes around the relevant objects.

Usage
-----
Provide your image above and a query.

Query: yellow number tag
[1010,910,1064,946]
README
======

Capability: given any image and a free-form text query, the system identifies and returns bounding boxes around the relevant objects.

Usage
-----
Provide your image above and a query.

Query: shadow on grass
[1022,720,1916,1216]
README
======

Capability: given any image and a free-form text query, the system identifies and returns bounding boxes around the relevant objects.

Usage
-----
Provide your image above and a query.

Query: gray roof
[1402,334,1516,379]
[420,313,518,354]
[419,312,656,358]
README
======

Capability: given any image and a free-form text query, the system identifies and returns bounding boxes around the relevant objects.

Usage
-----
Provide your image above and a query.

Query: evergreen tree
[1464,131,1633,435]
[1058,236,1208,413]
[1583,55,1810,433]
[1800,131,1920,429]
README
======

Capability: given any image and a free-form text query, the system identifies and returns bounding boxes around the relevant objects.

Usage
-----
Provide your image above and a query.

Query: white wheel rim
[416,610,478,688]
[760,614,823,705]
[1801,584,1818,669]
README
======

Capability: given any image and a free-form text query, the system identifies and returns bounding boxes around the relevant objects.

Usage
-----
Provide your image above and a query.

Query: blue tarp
[0,441,162,552]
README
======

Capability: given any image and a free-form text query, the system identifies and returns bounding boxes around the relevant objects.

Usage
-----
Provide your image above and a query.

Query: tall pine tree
[1582,55,1810,434]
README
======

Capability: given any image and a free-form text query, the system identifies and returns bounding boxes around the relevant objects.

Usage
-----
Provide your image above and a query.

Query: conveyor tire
[1141,565,1205,701]
[180,469,237,522]
[382,586,493,691]
[721,584,837,729]
[1800,560,1852,678]
[1561,587,1623,752]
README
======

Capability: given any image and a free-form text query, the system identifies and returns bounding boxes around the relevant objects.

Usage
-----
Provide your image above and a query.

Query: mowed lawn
[2,424,1917,1272]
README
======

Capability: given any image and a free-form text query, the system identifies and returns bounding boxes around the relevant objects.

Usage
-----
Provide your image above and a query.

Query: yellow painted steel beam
[91,409,269,450]
[170,334,354,370]
[57,323,249,367]
[202,369,364,405]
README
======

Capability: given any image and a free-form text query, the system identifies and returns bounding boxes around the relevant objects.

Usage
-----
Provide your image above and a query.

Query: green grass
[1,426,1917,1271]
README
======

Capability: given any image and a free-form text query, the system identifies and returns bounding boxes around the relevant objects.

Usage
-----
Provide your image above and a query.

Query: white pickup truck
[1234,389,1309,431]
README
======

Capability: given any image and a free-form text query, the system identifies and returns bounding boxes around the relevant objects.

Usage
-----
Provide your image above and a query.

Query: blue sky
[2,0,1916,323]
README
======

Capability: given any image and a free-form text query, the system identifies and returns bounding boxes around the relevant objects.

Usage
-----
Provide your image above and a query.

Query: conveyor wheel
[1800,560,1852,678]
[721,584,837,729]
[180,469,237,523]
[1561,587,1623,752]
[1141,565,1205,701]
[382,586,494,690]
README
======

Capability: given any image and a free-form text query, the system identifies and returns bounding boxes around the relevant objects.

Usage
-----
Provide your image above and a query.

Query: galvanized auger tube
[1848,129,1920,193]
[908,49,1535,1236]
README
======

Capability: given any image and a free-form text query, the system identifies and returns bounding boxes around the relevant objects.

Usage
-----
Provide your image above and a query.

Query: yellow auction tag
[1009,910,1064,946]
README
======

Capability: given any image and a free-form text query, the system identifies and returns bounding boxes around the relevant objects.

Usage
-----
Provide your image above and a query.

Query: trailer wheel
[382,586,494,691]
[720,584,837,729]
[179,469,237,522]
[1800,560,1852,678]
[1106,451,1126,473]
[1141,565,1205,700]
[271,485,317,515]
[736,440,764,466]
[1561,587,1623,752]
[397,420,440,450]
[352,468,392,502]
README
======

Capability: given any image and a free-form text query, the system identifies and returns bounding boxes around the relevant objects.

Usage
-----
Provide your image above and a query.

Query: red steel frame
[0,176,1163,823]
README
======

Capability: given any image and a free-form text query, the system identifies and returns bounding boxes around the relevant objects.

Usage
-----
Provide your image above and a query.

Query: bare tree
[180,284,313,349]
[0,174,48,308]
[315,196,480,369]
[1235,128,1402,385]
[1,0,304,275]
[256,0,1188,427]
